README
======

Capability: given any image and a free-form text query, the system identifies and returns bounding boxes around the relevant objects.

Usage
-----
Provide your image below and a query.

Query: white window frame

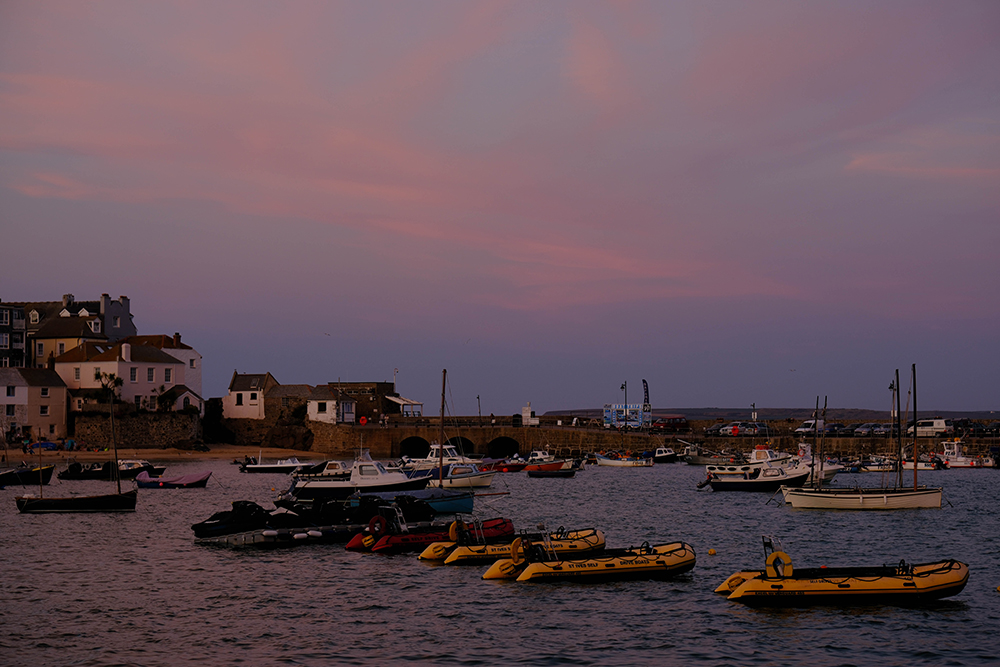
[41,388,49,398]
[113,316,121,328]
[0,310,8,326]
[94,368,102,380]
[130,367,137,383]
[189,359,196,369]
[58,342,65,355]
[74,367,81,381]
[0,333,8,349]
[37,342,44,356]
[40,405,49,416]
[164,368,172,383]
[29,311,39,324]
[147,367,154,382]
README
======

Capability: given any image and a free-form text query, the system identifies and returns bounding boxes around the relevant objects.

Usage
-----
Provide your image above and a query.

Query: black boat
[16,489,138,513]
[58,460,161,481]
[0,464,55,487]
[527,469,576,478]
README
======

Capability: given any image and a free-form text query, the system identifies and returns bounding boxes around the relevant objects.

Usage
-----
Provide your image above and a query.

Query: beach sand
[2,444,312,465]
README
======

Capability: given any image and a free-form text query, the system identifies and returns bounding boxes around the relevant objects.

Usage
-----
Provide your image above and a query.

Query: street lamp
[621,381,627,406]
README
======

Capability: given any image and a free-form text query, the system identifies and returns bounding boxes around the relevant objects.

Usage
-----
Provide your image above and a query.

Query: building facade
[0,368,68,441]
[0,300,27,368]
[17,293,137,366]
[221,372,280,420]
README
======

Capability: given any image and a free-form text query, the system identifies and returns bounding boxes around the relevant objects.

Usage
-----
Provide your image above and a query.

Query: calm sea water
[2,460,998,666]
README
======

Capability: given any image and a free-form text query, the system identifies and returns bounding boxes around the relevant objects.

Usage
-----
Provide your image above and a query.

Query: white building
[221,372,279,420]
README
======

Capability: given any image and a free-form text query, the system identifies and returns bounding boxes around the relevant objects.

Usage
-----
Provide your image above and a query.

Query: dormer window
[89,320,101,333]
[29,311,39,324]
[250,379,260,389]
[60,309,71,317]
[78,308,90,317]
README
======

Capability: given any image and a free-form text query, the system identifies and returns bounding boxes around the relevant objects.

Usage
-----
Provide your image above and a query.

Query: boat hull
[720,559,968,607]
[292,477,432,501]
[781,486,942,509]
[440,528,606,565]
[136,471,212,489]
[15,489,138,513]
[708,469,810,492]
[484,542,695,583]
[0,464,55,487]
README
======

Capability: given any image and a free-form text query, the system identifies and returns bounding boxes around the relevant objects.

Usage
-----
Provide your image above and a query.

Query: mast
[110,381,121,494]
[811,396,819,489]
[817,396,827,488]
[439,369,446,486]
[894,369,902,488]
[912,363,918,491]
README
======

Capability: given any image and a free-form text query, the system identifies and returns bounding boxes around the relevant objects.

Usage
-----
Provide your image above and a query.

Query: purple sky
[2,1,998,415]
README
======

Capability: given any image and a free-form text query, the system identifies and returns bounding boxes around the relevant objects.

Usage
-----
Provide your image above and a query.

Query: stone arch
[399,436,431,459]
[487,436,520,459]
[445,436,477,457]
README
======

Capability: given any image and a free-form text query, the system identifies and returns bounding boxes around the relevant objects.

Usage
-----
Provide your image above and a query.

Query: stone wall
[224,418,275,447]
[72,412,201,449]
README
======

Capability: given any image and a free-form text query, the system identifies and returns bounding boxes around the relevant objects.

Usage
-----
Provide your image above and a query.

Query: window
[113,316,120,328]
[130,367,137,382]
[37,342,44,356]
[1,357,8,367]
[147,368,154,382]
[249,392,258,404]
[41,388,49,398]
[74,367,80,381]
[90,320,101,333]
[189,359,196,369]
[164,368,172,383]
[58,342,65,355]
[30,311,39,324]
[49,424,55,435]
[183,397,191,409]
[6,386,14,397]
[317,402,327,413]
[5,405,13,416]
[94,368,102,380]
[281,397,289,407]
[0,333,8,349]
[235,393,243,406]
[40,405,49,416]
[135,396,142,407]
[0,310,8,325]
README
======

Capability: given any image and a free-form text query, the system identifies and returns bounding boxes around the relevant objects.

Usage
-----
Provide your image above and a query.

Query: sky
[1,1,998,416]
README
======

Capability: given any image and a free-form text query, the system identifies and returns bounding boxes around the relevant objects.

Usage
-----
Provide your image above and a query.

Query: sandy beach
[2,444,311,465]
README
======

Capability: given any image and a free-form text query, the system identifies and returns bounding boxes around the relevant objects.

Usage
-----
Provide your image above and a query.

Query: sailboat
[15,373,137,513]
[780,366,942,510]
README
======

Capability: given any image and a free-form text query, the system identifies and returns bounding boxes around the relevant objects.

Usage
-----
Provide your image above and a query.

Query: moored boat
[16,489,138,513]
[653,447,678,464]
[240,456,315,474]
[0,463,55,487]
[594,453,653,467]
[408,463,496,489]
[527,469,576,478]
[282,452,431,502]
[780,485,942,509]
[483,540,695,583]
[368,517,515,555]
[703,462,810,491]
[428,527,605,565]
[717,544,968,606]
[938,440,993,468]
[136,470,212,489]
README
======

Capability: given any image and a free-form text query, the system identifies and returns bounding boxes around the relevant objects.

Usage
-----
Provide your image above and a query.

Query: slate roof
[228,372,278,392]
[266,384,314,398]
[309,385,356,403]
[34,316,107,340]
[0,368,67,387]
[52,342,113,363]
[158,384,203,402]
[121,334,193,351]
[52,342,182,365]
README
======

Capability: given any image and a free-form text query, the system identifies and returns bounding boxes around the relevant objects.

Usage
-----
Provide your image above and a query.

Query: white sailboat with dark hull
[781,367,943,510]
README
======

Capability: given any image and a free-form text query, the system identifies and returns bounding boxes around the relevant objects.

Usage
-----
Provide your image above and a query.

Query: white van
[906,419,953,437]
[794,420,825,435]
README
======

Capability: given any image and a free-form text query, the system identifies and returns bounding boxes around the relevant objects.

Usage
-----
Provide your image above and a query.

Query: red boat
[478,460,528,473]
[346,517,515,554]
[523,460,567,472]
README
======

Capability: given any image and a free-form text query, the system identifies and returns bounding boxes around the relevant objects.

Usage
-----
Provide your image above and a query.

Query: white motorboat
[702,461,810,491]
[284,452,431,501]
[938,440,993,468]
[409,463,496,489]
[653,447,678,463]
[527,450,555,463]
[792,443,844,483]
[594,454,653,467]
[401,444,478,471]
[240,456,314,474]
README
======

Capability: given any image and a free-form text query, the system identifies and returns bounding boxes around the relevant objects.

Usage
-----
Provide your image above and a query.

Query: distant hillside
[544,407,999,422]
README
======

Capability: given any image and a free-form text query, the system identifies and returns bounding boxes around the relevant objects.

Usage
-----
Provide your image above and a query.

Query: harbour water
[2,460,999,666]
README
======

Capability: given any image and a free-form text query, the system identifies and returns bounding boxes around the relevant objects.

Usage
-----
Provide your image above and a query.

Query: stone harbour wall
[73,412,201,450]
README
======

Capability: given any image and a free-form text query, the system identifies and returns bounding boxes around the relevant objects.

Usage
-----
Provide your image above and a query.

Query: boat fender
[510,537,523,565]
[448,520,467,543]
[369,515,387,535]
[765,551,793,578]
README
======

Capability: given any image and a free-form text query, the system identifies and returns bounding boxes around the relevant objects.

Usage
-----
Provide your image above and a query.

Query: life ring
[360,416,367,425]
[509,537,523,565]
[448,520,467,543]
[368,515,387,535]
[765,551,793,578]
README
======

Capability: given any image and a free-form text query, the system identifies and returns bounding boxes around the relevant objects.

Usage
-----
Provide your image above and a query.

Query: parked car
[906,419,953,437]
[793,420,825,435]
[952,419,986,438]
[820,423,846,436]
[718,421,745,436]
[852,423,879,437]
[704,422,726,437]
[744,422,772,437]
[986,421,1000,436]
[650,416,690,433]
[872,423,899,437]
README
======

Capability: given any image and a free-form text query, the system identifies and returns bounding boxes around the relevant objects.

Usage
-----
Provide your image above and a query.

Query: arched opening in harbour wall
[399,436,431,459]
[446,436,477,456]
[486,436,520,459]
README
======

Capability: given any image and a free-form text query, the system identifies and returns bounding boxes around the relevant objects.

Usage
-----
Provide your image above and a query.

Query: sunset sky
[2,1,998,415]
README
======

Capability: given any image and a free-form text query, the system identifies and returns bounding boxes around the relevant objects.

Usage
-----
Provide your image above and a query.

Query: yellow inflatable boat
[717,549,969,606]
[443,528,605,565]
[483,539,695,583]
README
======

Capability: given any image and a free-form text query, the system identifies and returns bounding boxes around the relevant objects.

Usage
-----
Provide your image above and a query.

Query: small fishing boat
[239,456,314,474]
[425,527,605,564]
[347,516,515,554]
[594,453,653,467]
[0,463,55,487]
[653,447,678,464]
[282,451,431,502]
[348,488,474,515]
[716,539,968,606]
[16,489,138,513]
[400,443,479,472]
[58,459,164,481]
[527,469,576,478]
[407,463,496,489]
[938,440,993,468]
[781,485,943,509]
[679,442,744,466]
[483,540,695,583]
[136,470,212,489]
[702,462,810,491]
[478,458,528,473]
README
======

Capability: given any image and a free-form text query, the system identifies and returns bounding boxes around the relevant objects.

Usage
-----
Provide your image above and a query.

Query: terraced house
[0,368,68,441]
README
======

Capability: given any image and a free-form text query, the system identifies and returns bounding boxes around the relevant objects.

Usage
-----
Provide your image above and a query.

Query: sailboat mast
[110,383,121,495]
[912,363,918,491]
[811,396,819,489]
[439,369,446,485]
[818,396,827,488]
[894,368,902,488]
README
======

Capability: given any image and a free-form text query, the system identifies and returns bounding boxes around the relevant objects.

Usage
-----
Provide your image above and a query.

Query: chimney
[173,332,181,346]
[119,296,129,312]
[62,294,74,307]
[121,343,131,363]
[100,294,110,315]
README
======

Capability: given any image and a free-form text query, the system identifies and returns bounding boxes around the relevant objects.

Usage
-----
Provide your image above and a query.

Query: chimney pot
[173,332,181,346]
